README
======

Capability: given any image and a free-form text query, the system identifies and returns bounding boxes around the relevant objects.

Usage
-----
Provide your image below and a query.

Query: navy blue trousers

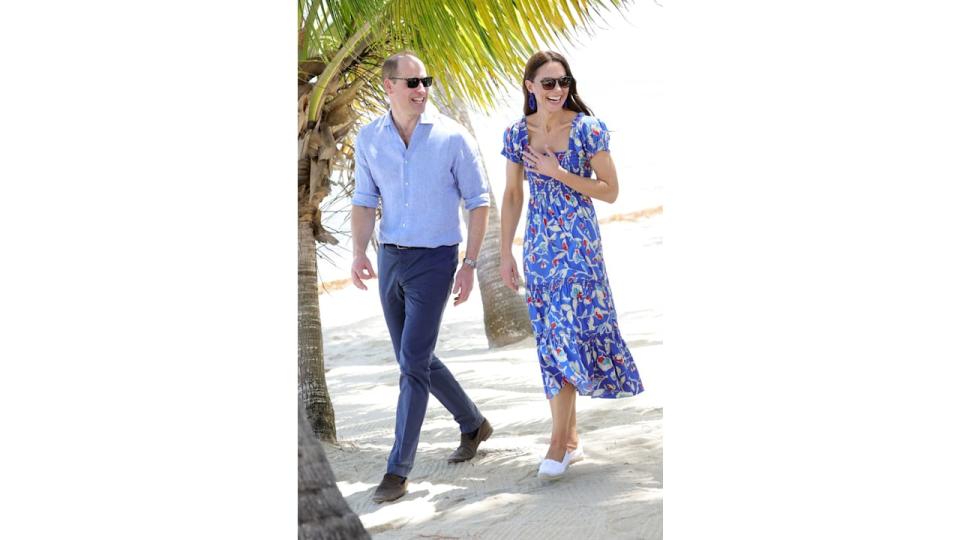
[378,243,484,477]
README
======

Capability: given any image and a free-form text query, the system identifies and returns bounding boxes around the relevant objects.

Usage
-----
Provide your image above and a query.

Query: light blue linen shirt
[352,108,490,248]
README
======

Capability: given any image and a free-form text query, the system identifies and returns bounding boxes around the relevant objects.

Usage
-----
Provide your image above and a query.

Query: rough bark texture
[299,216,337,441]
[437,92,533,347]
[297,48,378,439]
[475,194,534,347]
[299,404,370,540]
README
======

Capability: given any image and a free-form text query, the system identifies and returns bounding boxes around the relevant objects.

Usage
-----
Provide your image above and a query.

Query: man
[350,52,494,504]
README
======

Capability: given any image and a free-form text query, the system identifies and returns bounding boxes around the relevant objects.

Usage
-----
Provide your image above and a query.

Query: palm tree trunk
[436,91,533,347]
[476,194,533,347]
[299,215,337,441]
[298,52,375,442]
[299,403,370,539]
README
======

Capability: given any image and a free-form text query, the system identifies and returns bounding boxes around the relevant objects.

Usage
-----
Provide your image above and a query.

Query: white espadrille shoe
[565,444,585,465]
[537,457,568,481]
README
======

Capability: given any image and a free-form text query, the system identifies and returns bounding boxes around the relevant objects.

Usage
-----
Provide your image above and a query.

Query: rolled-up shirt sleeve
[351,133,380,208]
[452,133,491,210]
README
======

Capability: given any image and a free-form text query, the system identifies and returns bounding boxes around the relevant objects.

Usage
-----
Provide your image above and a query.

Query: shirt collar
[419,105,437,124]
[383,104,437,129]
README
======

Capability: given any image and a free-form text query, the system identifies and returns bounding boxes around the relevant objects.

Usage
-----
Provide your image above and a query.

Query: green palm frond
[300,0,630,119]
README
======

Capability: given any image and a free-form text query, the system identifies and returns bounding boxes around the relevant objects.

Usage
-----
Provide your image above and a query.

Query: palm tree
[298,403,370,539]
[298,0,633,438]
[476,194,534,346]
[435,92,533,347]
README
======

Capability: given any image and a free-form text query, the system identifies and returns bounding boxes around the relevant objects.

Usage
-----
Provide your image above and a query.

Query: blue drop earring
[565,95,572,107]
[528,92,537,111]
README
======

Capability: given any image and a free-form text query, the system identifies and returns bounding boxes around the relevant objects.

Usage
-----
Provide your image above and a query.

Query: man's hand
[499,254,520,291]
[451,265,475,306]
[351,254,377,290]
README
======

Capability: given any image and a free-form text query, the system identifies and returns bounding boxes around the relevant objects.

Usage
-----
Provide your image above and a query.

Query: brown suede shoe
[447,418,494,463]
[372,473,408,503]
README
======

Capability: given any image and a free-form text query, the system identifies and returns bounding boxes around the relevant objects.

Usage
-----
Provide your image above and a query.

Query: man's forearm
[351,205,377,256]
[463,206,489,261]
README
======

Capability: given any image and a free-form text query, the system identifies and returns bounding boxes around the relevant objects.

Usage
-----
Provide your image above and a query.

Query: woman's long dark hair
[522,50,593,117]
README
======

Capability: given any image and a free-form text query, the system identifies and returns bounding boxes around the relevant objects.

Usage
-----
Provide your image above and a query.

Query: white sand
[320,215,663,539]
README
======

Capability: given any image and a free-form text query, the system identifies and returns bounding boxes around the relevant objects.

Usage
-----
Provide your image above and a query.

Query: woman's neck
[533,108,571,131]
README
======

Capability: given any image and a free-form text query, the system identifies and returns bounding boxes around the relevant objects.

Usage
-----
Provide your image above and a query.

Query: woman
[499,51,644,481]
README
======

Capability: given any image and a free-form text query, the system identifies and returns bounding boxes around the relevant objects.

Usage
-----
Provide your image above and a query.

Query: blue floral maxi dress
[502,113,644,399]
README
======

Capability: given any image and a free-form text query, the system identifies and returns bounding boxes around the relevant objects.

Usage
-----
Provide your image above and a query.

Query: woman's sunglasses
[536,76,574,90]
[389,76,434,88]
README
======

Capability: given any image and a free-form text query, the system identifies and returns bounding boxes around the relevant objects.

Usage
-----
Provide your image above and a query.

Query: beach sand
[319,214,663,539]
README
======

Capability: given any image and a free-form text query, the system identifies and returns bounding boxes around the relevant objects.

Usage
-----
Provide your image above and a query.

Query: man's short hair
[382,51,421,80]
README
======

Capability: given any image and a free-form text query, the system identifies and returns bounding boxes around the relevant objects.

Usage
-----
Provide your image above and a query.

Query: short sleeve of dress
[500,121,524,164]
[580,116,611,160]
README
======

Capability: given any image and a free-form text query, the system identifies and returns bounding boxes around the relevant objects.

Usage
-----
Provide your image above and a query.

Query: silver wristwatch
[462,257,477,269]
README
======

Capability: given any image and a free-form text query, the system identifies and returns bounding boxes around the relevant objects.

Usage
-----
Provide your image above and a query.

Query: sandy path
[320,216,663,539]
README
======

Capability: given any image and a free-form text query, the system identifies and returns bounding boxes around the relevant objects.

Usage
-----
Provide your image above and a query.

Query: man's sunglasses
[389,76,434,88]
[536,76,574,90]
